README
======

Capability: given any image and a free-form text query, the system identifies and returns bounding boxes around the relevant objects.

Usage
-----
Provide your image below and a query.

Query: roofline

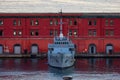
[0,12,120,14]
[0,12,120,18]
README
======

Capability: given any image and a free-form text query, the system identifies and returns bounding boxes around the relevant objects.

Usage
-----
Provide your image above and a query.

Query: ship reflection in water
[49,66,74,76]
[0,58,120,80]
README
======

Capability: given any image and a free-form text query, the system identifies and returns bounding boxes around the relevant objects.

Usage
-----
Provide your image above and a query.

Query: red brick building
[0,13,120,54]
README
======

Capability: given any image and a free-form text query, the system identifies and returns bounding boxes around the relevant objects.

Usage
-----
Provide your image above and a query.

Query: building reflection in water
[106,58,113,68]
[0,58,120,73]
[88,58,113,72]
[75,58,120,73]
[0,58,48,72]
[88,58,96,70]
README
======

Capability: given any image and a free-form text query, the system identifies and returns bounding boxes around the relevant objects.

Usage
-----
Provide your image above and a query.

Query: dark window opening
[74,20,77,25]
[54,20,58,25]
[88,29,97,36]
[93,31,96,36]
[0,20,3,26]
[54,30,58,36]
[35,31,39,36]
[88,20,92,25]
[50,30,53,36]
[88,30,92,36]
[105,30,109,36]
[110,20,114,26]
[0,30,3,36]
[13,20,17,26]
[94,20,96,26]
[69,30,72,36]
[30,30,39,36]
[91,47,94,53]
[30,31,34,36]
[105,20,108,26]
[105,30,114,36]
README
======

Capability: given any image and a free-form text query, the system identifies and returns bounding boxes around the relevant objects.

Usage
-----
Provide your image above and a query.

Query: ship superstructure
[48,11,75,68]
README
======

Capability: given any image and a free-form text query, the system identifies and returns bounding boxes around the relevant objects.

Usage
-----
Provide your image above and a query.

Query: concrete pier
[0,53,120,58]
[75,53,120,58]
[0,53,47,58]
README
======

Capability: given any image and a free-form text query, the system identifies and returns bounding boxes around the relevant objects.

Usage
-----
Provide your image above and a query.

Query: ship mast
[59,9,63,38]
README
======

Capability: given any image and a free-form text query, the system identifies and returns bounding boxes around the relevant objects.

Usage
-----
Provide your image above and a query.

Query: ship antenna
[59,9,63,38]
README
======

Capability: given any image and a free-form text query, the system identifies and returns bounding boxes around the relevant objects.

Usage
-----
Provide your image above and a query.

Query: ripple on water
[0,71,120,80]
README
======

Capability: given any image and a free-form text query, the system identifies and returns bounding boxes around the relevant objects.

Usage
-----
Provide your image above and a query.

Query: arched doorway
[14,44,21,54]
[0,44,3,54]
[31,44,38,55]
[88,44,96,54]
[106,44,113,54]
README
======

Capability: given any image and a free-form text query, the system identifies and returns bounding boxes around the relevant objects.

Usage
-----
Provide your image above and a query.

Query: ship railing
[54,36,69,41]
[48,44,74,48]
[48,44,74,47]
[54,41,73,45]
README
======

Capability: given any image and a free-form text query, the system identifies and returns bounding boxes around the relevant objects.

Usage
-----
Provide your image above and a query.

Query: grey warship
[48,11,75,68]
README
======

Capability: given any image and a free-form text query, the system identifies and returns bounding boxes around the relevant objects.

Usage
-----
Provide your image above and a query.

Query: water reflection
[0,58,120,73]
[88,58,113,72]
[49,66,74,76]
[88,58,96,69]
[106,58,113,68]
[0,58,48,72]
[75,58,120,73]
[1,58,120,80]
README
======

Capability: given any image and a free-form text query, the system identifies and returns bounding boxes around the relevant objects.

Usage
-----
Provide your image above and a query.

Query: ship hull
[48,63,74,69]
[48,52,75,68]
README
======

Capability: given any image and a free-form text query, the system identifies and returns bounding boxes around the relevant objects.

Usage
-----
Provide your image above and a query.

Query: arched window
[14,44,21,54]
[31,44,39,54]
[106,44,113,54]
[0,44,3,54]
[88,44,97,54]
